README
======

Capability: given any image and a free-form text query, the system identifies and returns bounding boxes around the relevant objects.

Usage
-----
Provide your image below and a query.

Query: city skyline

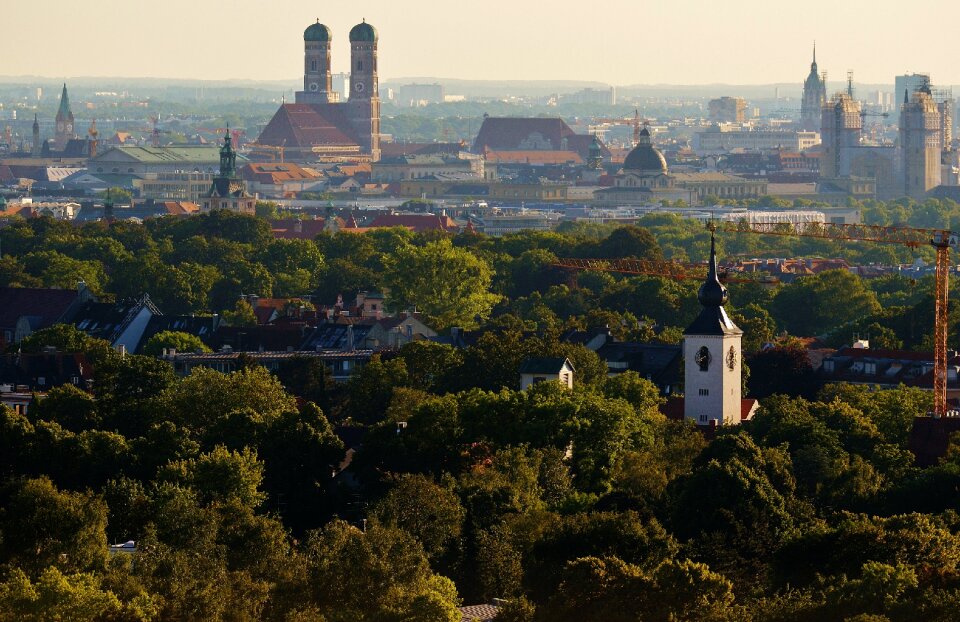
[4,0,960,86]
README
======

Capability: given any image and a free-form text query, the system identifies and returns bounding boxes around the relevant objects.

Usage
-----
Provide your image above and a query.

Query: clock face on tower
[695,346,711,371]
[66,123,73,133]
[309,83,319,91]
[726,346,737,371]
[354,81,365,93]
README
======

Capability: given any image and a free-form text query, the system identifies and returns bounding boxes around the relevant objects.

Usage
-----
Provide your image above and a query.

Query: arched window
[695,346,711,371]
[357,60,363,71]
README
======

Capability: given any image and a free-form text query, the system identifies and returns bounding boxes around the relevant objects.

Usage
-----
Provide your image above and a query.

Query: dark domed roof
[304,21,331,42]
[623,128,667,173]
[350,20,377,42]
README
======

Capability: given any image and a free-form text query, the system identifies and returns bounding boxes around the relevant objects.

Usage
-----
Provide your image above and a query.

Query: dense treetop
[2,199,960,619]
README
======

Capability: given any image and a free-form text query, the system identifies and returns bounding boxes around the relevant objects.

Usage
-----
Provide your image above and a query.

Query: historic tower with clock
[683,231,744,426]
[299,20,336,104]
[285,19,381,161]
[54,83,75,151]
[347,19,381,161]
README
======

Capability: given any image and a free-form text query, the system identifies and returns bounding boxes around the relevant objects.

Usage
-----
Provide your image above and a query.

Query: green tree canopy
[385,239,501,329]
[141,330,211,356]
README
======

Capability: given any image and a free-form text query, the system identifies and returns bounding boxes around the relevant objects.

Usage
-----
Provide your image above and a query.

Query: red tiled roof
[270,218,337,239]
[157,201,199,215]
[0,205,33,218]
[368,213,457,232]
[458,604,500,622]
[336,164,371,176]
[473,117,575,152]
[242,163,319,184]
[257,104,360,151]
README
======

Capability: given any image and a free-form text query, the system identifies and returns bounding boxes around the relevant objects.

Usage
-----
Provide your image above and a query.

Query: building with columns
[257,19,381,162]
[596,128,767,206]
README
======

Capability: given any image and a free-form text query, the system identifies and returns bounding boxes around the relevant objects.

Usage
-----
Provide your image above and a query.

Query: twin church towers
[292,19,380,160]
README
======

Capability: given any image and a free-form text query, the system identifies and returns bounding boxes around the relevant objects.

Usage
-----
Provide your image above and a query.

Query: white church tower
[683,231,744,426]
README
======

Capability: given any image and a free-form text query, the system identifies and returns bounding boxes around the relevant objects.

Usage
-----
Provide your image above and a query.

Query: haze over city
[8,3,960,621]
[4,0,960,85]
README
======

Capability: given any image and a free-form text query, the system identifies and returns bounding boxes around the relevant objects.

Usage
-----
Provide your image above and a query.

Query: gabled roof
[473,117,577,153]
[137,314,219,353]
[257,104,361,151]
[241,162,320,184]
[596,342,682,386]
[458,603,500,622]
[0,287,82,330]
[368,213,457,232]
[72,296,160,344]
[519,356,573,374]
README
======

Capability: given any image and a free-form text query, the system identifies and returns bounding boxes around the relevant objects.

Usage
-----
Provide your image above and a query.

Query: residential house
[820,346,960,401]
[241,163,325,197]
[162,349,374,382]
[136,314,222,353]
[367,213,458,233]
[72,295,161,354]
[0,350,94,393]
[519,357,574,390]
[0,284,95,347]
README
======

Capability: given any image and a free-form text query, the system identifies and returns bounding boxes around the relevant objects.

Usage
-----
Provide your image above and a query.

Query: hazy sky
[4,0,959,85]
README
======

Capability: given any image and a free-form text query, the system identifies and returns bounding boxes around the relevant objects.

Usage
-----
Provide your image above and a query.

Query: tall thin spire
[813,41,816,64]
[697,228,728,308]
[57,83,70,117]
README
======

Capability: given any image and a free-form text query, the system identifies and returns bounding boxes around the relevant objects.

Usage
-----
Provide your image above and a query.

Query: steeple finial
[697,227,728,308]
[813,41,816,64]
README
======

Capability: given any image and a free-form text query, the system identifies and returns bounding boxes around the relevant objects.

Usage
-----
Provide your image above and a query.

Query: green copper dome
[349,20,377,42]
[304,21,331,42]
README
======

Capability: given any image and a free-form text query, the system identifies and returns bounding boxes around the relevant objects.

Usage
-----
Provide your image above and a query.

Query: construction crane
[716,220,959,417]
[556,221,960,416]
[553,257,777,285]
